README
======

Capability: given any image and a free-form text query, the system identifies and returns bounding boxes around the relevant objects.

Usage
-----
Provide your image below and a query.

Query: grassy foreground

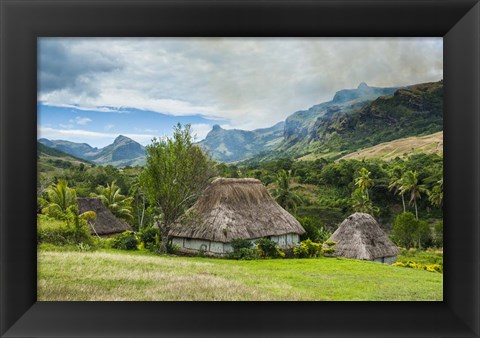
[38,249,443,301]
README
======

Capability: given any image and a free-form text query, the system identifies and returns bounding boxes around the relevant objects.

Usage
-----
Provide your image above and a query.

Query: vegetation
[37,248,443,301]
[90,181,134,222]
[139,124,215,253]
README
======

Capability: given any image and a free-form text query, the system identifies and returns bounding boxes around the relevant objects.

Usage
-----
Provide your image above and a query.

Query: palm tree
[388,166,406,212]
[91,180,134,222]
[40,180,96,224]
[351,188,379,214]
[40,179,78,220]
[400,170,427,220]
[271,169,302,213]
[428,178,443,208]
[354,167,374,199]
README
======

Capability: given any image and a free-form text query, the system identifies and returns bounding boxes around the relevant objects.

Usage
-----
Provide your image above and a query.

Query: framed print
[1,0,479,337]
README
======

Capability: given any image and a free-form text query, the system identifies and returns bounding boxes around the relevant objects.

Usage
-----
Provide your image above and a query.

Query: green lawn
[38,248,443,301]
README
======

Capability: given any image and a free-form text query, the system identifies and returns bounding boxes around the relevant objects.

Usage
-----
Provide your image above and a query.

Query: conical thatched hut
[169,178,305,256]
[325,212,400,263]
[77,197,132,236]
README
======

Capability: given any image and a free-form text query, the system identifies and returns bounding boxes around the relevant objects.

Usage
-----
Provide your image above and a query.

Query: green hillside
[38,142,92,172]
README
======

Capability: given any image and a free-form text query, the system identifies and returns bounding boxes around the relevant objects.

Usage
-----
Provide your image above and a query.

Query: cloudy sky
[38,38,443,147]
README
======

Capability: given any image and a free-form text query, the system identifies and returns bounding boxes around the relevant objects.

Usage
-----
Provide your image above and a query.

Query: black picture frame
[1,0,479,337]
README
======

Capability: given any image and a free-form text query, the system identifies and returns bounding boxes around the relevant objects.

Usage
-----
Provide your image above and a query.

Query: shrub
[37,214,92,246]
[256,238,285,258]
[392,212,418,249]
[111,231,139,250]
[138,227,158,249]
[227,239,258,260]
[322,240,336,256]
[294,239,322,258]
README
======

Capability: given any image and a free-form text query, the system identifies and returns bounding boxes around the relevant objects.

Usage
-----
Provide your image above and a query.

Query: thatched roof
[77,198,132,236]
[326,212,400,260]
[170,178,305,243]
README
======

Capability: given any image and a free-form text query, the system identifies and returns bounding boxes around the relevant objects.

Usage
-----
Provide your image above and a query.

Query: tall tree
[271,169,302,213]
[388,166,406,212]
[400,170,427,220]
[139,124,214,253]
[91,180,134,222]
[354,167,374,199]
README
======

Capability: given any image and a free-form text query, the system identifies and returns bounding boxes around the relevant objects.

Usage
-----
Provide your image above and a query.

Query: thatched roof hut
[77,197,132,236]
[170,178,305,246]
[326,212,400,262]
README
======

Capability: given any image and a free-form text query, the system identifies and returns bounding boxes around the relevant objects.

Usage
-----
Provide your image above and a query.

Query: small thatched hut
[170,178,305,256]
[77,197,132,236]
[325,212,400,263]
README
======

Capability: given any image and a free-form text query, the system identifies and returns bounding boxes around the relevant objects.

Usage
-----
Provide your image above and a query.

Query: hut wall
[173,232,301,256]
[373,255,398,264]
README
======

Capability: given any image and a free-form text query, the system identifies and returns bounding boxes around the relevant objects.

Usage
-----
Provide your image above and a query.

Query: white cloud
[39,38,443,131]
[71,116,92,125]
[104,124,115,131]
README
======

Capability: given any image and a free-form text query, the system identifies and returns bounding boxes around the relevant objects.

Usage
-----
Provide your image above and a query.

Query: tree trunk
[158,225,169,254]
[414,200,418,220]
[139,195,145,230]
[401,194,406,213]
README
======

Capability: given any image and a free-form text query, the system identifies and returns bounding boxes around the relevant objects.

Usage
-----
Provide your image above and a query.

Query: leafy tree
[40,179,78,220]
[428,178,443,208]
[392,212,418,249]
[139,124,214,253]
[271,169,302,212]
[400,170,427,220]
[91,180,134,222]
[416,220,433,249]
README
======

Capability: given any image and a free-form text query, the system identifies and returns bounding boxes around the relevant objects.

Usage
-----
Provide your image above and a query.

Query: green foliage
[39,179,78,220]
[139,123,215,253]
[293,239,322,258]
[298,216,331,242]
[111,231,139,251]
[392,212,418,249]
[90,180,134,222]
[138,227,158,250]
[227,239,258,260]
[271,169,302,212]
[434,221,443,247]
[37,214,93,246]
[256,238,285,258]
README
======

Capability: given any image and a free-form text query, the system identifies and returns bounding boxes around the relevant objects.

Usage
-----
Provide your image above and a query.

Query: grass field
[338,131,443,161]
[38,248,443,301]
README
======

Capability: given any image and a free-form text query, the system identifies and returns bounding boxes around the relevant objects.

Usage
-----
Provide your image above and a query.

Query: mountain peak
[357,82,369,90]
[114,135,131,143]
[212,124,223,131]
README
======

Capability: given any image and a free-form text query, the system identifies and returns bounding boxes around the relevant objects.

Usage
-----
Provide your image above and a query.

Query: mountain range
[38,80,443,166]
[39,135,146,167]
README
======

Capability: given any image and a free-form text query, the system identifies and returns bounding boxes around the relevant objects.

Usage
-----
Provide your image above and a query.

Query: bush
[393,260,442,273]
[138,227,158,249]
[256,238,285,258]
[227,239,258,260]
[294,239,322,258]
[322,240,337,256]
[392,212,418,249]
[111,231,139,250]
[37,215,93,246]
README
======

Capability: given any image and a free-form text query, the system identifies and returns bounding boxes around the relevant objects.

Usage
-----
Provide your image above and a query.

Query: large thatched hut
[325,212,400,263]
[169,178,305,256]
[77,197,132,236]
